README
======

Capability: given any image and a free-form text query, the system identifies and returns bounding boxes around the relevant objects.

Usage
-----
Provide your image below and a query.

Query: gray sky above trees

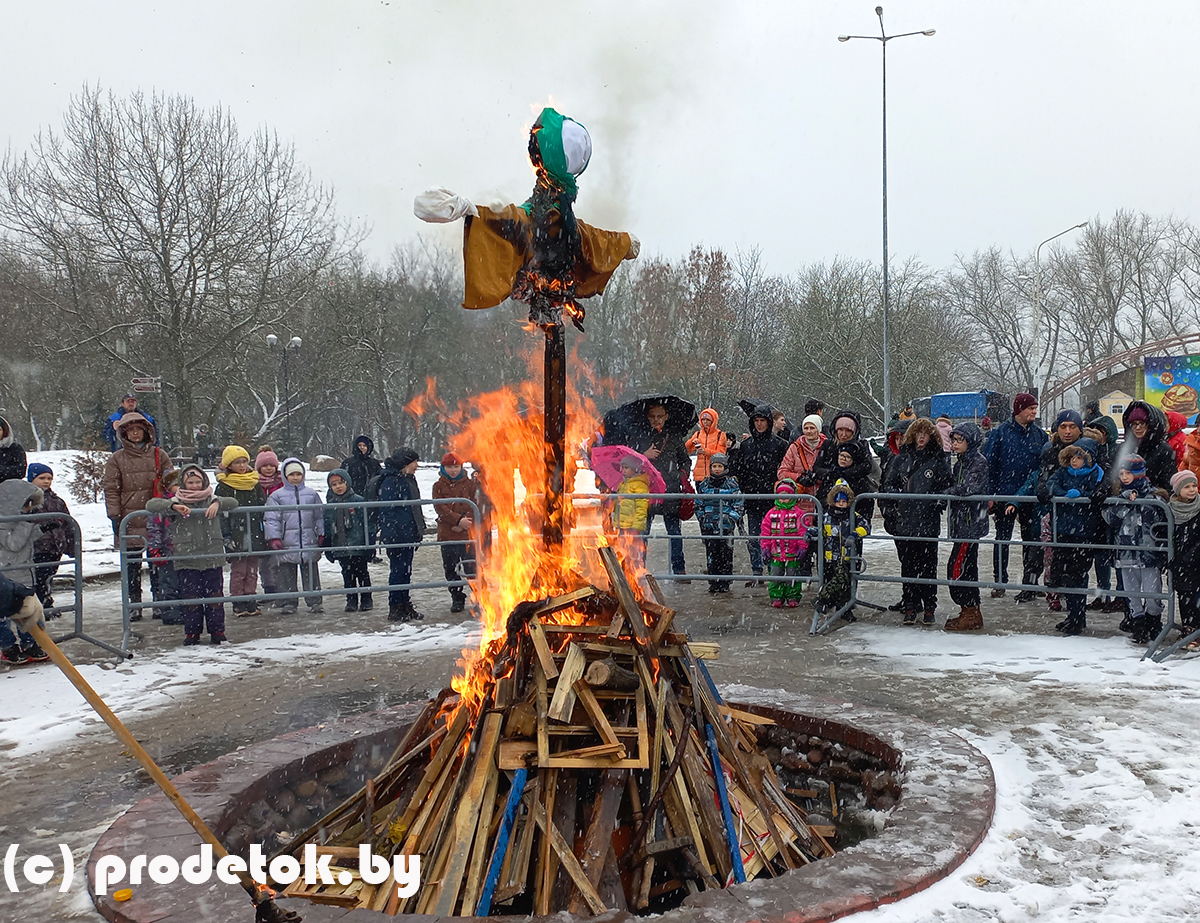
[3,1,1198,273]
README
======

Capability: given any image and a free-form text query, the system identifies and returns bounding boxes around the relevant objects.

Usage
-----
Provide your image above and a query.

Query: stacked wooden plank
[277,546,835,916]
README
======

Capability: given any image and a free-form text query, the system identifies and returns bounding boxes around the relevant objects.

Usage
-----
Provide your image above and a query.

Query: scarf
[439,465,467,482]
[1170,495,1200,526]
[217,470,261,491]
[176,486,214,505]
[707,473,729,489]
[258,469,284,493]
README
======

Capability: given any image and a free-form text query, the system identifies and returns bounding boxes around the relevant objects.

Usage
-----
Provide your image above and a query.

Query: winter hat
[390,447,420,468]
[1013,392,1038,415]
[25,462,53,482]
[1125,406,1149,423]
[255,449,280,472]
[981,415,992,429]
[620,455,645,473]
[327,468,351,487]
[283,459,306,480]
[219,445,251,471]
[802,414,824,432]
[832,413,858,436]
[709,452,729,467]
[179,464,210,488]
[1121,454,1147,477]
[774,478,798,495]
[442,451,462,466]
[121,393,137,401]
[160,469,179,493]
[1054,409,1083,430]
[1171,470,1198,493]
[827,478,855,505]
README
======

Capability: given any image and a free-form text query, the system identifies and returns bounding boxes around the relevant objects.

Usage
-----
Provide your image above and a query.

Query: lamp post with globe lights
[266,333,302,454]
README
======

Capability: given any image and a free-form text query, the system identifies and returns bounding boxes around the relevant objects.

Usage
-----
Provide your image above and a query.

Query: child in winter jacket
[324,469,372,612]
[944,423,991,632]
[696,453,743,594]
[145,465,238,645]
[255,449,285,606]
[146,470,183,624]
[1104,455,1170,643]
[1045,438,1106,635]
[432,452,477,613]
[760,479,810,608]
[215,445,267,617]
[1167,470,1200,644]
[816,479,870,618]
[0,478,48,663]
[264,458,325,615]
[24,463,75,614]
[614,456,650,578]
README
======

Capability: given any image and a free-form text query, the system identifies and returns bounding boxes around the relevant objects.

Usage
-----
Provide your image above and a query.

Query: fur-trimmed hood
[899,417,940,450]
[115,412,157,449]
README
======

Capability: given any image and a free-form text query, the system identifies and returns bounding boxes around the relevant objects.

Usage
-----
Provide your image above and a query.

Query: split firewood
[584,656,640,691]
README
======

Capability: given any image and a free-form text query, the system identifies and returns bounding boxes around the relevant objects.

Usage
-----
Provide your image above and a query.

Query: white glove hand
[413,187,479,223]
[12,594,45,632]
[625,234,641,260]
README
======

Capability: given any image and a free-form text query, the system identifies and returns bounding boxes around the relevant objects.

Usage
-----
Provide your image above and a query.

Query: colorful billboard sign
[1144,355,1200,424]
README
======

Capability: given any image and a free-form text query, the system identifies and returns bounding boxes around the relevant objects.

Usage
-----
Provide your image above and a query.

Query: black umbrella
[738,397,775,418]
[608,395,698,442]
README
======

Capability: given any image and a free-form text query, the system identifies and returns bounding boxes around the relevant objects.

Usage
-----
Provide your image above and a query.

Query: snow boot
[902,610,918,625]
[1059,619,1085,636]
[770,599,784,608]
[450,595,466,614]
[210,633,227,645]
[183,635,201,646]
[990,587,1006,598]
[786,599,799,608]
[1130,618,1161,645]
[944,606,983,632]
[1118,612,1135,633]
[2,645,30,665]
[345,599,359,612]
[359,594,373,610]
[923,609,937,626]
[888,600,906,612]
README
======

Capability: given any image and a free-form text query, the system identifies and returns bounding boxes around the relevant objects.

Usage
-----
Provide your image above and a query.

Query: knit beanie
[26,462,53,482]
[220,444,251,471]
[1171,470,1198,493]
[981,415,992,428]
[160,469,179,493]
[283,459,306,479]
[802,414,823,432]
[774,478,797,494]
[710,452,729,467]
[442,451,462,466]
[1126,406,1149,423]
[255,449,281,472]
[1122,454,1147,477]
[179,464,210,488]
[1054,409,1083,430]
[832,414,858,436]
[327,468,351,486]
[1013,392,1038,415]
[391,447,420,468]
[620,455,644,473]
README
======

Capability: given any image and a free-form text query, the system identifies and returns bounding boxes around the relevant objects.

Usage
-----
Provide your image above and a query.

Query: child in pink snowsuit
[760,479,810,607]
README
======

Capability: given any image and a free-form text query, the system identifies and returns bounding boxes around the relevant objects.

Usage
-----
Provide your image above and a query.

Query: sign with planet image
[1144,355,1200,424]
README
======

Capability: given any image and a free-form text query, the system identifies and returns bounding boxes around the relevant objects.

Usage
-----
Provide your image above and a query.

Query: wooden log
[568,767,628,915]
[432,711,503,915]
[572,678,621,747]
[532,799,608,915]
[584,656,640,691]
[548,642,587,722]
[505,701,537,738]
[528,616,559,679]
[605,609,626,639]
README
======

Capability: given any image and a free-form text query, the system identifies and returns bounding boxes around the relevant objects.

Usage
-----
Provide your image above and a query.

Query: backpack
[364,473,385,502]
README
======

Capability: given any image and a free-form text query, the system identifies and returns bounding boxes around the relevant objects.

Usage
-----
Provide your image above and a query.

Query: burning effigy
[267,110,840,917]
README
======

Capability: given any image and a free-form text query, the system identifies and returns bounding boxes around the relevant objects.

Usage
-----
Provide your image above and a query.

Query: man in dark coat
[0,415,26,484]
[628,403,692,577]
[1121,401,1178,492]
[984,392,1047,598]
[880,417,952,624]
[376,447,426,622]
[731,403,788,582]
[103,394,157,453]
[342,435,383,496]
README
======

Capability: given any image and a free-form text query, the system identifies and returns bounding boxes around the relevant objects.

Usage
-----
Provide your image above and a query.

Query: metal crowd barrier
[819,491,1191,661]
[0,511,124,658]
[568,491,826,589]
[117,497,483,653]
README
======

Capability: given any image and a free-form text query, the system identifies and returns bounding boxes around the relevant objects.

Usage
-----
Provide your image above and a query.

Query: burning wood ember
[277,551,840,916]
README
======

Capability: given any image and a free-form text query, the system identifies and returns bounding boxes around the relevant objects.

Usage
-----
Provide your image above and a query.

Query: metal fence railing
[1,511,126,658]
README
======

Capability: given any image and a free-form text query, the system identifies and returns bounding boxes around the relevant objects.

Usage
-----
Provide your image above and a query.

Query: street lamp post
[707,362,718,411]
[266,333,302,453]
[1033,222,1087,406]
[839,6,935,423]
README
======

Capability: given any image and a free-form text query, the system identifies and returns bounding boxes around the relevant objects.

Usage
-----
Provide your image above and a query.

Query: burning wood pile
[276,546,836,916]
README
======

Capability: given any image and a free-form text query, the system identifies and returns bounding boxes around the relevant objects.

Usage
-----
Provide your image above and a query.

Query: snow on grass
[0,621,478,758]
[829,626,1200,922]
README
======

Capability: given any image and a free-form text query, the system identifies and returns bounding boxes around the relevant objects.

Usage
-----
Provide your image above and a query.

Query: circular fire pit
[89,689,993,923]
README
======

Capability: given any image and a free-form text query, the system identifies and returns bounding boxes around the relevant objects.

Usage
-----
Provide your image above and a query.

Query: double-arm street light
[1032,222,1088,404]
[839,6,935,422]
[266,333,302,453]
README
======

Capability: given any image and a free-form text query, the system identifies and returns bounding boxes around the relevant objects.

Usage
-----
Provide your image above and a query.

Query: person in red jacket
[1165,411,1190,468]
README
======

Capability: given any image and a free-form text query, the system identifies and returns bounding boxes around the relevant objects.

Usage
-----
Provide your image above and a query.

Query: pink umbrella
[590,445,667,495]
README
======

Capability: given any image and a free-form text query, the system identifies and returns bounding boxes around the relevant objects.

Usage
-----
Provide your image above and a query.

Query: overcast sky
[3,1,1198,276]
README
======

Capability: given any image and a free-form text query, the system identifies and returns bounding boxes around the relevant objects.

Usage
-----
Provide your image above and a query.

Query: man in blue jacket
[103,394,157,452]
[984,393,1048,599]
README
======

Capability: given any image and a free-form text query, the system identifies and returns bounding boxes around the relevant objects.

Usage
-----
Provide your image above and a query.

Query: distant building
[1097,390,1133,420]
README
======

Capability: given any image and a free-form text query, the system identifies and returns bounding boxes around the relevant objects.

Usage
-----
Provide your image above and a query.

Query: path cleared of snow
[0,622,478,757]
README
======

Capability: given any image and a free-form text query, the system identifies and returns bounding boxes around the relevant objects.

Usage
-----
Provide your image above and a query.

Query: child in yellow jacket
[614,456,650,576]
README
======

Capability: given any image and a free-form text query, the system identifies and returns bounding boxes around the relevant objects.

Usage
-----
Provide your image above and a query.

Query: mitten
[1065,489,1081,499]
[268,539,284,551]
